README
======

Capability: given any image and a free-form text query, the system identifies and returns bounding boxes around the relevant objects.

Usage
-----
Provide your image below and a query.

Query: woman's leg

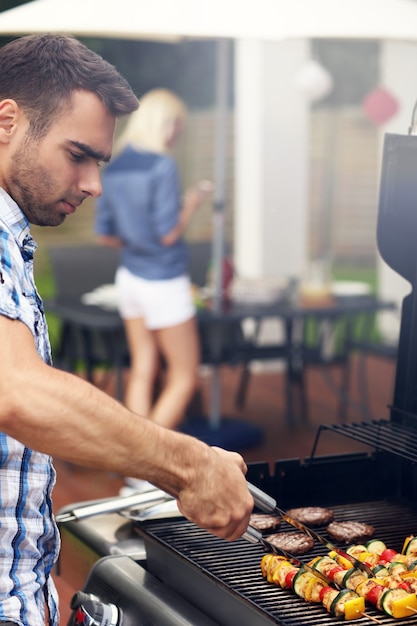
[123,316,159,418]
[150,316,200,429]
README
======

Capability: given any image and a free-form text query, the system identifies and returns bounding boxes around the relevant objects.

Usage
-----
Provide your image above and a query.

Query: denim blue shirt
[0,188,59,626]
[95,146,188,280]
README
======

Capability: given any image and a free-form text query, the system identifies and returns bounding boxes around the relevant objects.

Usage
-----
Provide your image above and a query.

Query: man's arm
[0,315,253,540]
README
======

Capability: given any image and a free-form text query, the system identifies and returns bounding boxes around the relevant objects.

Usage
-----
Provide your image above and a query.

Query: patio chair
[44,245,128,398]
[234,311,353,426]
[340,314,398,420]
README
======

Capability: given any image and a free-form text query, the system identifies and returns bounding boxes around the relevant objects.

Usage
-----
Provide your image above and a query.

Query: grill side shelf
[310,418,417,463]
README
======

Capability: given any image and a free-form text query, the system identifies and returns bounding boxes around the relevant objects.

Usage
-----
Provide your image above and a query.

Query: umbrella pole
[209,38,230,429]
[183,41,261,450]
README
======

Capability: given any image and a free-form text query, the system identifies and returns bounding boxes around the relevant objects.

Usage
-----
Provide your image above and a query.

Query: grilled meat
[265,531,314,555]
[286,506,334,527]
[249,513,281,532]
[327,521,375,544]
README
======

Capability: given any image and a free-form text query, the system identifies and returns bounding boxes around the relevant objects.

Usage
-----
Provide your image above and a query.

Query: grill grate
[135,499,417,626]
[310,419,417,463]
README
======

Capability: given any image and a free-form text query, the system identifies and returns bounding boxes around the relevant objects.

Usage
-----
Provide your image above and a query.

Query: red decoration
[362,86,399,126]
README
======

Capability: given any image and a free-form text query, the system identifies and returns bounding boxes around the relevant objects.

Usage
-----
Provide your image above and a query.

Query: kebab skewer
[261,535,417,620]
[260,553,367,620]
[310,547,417,618]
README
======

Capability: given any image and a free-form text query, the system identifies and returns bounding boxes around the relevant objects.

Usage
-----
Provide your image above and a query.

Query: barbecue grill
[61,132,417,626]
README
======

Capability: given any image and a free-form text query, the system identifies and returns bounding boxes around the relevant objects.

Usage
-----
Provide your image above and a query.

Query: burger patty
[265,531,315,555]
[286,506,334,527]
[326,521,375,544]
[250,513,281,532]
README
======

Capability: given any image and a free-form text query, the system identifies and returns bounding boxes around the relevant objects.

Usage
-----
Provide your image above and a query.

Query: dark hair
[0,34,139,137]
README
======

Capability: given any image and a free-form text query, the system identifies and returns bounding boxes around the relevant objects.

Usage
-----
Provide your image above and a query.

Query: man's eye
[70,152,85,162]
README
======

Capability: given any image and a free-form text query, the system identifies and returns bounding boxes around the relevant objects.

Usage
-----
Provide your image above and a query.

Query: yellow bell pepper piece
[401,571,417,579]
[402,535,414,554]
[343,596,365,620]
[338,555,354,570]
[260,554,273,578]
[327,550,352,570]
[270,559,291,584]
[391,592,417,619]
[303,576,324,603]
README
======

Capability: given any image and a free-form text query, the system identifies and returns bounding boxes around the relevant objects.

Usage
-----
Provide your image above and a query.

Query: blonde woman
[96,89,211,443]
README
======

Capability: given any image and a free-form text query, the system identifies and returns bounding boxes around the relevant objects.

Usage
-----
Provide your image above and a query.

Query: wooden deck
[52,354,396,623]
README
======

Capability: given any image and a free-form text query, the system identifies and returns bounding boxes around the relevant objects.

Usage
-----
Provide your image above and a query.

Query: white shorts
[115,267,196,329]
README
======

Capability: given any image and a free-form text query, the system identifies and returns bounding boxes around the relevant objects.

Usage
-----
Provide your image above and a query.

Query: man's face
[5,90,115,226]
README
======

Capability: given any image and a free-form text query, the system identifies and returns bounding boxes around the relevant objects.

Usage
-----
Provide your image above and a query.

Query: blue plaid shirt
[0,188,59,626]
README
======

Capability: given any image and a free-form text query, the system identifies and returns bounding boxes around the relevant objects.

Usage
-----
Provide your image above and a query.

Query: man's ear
[0,99,20,143]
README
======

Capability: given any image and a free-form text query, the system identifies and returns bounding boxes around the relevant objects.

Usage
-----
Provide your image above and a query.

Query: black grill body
[133,452,417,626]
[64,451,417,626]
[65,132,417,625]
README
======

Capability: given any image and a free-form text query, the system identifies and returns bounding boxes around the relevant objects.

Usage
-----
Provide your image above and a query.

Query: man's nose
[80,166,103,198]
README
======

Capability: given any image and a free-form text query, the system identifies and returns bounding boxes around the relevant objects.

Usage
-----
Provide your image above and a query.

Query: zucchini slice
[330,589,360,618]
[365,539,386,554]
[371,563,389,578]
[380,588,417,618]
[293,569,313,598]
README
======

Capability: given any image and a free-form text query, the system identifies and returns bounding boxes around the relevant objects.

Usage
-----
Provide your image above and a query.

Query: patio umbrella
[1,0,417,41]
[1,0,417,445]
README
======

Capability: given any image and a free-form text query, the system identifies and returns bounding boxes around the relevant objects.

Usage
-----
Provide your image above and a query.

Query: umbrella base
[180,416,263,451]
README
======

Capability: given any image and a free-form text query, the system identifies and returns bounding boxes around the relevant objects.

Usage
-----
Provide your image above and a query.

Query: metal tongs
[120,498,182,522]
[55,488,173,524]
[246,482,374,578]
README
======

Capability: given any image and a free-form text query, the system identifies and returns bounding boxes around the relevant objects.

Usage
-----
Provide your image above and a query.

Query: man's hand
[176,446,253,541]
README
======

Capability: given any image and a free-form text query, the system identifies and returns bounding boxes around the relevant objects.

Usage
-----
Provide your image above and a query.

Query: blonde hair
[115,88,187,155]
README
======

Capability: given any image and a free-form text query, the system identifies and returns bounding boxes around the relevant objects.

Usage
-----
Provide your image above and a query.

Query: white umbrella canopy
[1,0,417,42]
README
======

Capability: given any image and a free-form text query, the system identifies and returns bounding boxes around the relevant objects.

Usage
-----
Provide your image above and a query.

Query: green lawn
[332,265,378,293]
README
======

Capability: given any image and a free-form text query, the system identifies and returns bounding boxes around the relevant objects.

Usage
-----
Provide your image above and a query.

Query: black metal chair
[233,319,290,414]
[299,312,352,422]
[44,245,129,399]
[340,311,398,420]
[233,312,350,426]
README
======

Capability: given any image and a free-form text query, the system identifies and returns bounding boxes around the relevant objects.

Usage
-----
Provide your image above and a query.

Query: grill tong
[55,488,172,523]
[247,482,374,578]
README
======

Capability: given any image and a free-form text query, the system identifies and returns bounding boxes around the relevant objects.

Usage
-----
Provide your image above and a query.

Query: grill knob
[70,591,120,626]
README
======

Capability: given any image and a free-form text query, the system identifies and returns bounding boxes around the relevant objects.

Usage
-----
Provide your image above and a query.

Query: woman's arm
[160,180,213,246]
[97,234,123,248]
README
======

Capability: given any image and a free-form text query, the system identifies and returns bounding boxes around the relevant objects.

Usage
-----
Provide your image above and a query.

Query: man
[0,34,253,626]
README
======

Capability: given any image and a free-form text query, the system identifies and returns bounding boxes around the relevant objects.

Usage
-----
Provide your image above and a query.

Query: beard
[8,137,67,227]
